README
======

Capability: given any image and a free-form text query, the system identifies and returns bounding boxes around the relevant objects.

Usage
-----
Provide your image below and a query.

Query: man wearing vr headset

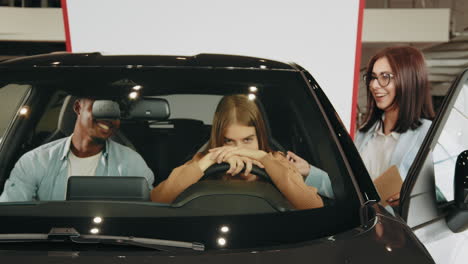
[0,98,154,202]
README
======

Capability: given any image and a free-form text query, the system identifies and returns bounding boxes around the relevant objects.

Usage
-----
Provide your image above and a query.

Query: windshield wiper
[0,227,205,251]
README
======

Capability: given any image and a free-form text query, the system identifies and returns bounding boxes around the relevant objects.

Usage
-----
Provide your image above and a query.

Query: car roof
[0,52,295,70]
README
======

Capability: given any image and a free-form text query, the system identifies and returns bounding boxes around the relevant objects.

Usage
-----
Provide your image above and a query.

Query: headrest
[125,98,170,120]
[57,95,78,136]
[254,98,285,152]
[66,176,150,201]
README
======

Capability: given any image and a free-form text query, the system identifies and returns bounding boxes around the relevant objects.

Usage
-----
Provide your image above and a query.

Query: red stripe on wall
[61,0,72,52]
[350,0,365,139]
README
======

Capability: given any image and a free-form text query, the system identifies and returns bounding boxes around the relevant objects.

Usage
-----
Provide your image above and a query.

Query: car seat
[145,118,211,185]
[255,98,286,153]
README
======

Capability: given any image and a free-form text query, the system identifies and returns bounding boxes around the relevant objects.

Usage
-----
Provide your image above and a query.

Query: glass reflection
[217,237,226,246]
[129,92,139,100]
[220,225,229,233]
[385,245,393,252]
[19,107,29,116]
[249,86,258,92]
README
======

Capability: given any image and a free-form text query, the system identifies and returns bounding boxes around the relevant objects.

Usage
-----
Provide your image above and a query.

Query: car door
[398,69,468,264]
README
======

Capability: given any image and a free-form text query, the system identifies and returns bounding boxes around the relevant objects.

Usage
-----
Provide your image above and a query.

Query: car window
[156,94,222,124]
[0,67,363,249]
[0,84,30,144]
[433,79,468,202]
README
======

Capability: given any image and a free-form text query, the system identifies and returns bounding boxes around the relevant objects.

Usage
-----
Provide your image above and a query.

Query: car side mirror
[446,150,468,233]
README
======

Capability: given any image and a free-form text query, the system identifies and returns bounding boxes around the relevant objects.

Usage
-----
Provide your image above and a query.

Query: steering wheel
[171,163,294,214]
[202,162,272,183]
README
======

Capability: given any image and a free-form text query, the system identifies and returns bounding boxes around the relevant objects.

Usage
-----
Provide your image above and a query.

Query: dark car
[0,53,464,263]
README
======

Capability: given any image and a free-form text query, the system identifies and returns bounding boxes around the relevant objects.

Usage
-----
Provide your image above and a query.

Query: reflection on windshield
[0,74,356,218]
[0,84,30,140]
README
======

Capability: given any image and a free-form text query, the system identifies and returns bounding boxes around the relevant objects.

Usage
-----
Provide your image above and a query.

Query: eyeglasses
[363,73,395,87]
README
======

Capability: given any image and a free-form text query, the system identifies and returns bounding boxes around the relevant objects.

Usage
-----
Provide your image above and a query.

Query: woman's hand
[209,146,268,162]
[387,192,400,207]
[286,151,311,177]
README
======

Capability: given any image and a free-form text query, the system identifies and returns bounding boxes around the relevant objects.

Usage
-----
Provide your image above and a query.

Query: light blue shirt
[305,166,334,199]
[355,119,432,181]
[304,119,432,200]
[0,136,154,202]
[355,119,432,214]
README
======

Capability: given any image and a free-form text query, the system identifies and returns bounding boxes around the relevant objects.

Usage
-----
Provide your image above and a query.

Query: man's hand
[286,151,311,177]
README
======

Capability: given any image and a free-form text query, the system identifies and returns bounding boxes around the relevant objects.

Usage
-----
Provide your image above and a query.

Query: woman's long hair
[360,46,435,133]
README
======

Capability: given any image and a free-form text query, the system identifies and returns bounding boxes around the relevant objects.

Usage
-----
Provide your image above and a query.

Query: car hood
[0,202,433,263]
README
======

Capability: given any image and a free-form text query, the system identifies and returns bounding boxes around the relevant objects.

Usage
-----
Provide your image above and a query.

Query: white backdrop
[64,0,362,131]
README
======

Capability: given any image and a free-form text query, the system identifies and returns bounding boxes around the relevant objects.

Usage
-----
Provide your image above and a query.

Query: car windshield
[0,62,364,249]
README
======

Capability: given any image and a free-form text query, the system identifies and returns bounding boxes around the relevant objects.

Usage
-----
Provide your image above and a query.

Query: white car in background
[403,69,468,264]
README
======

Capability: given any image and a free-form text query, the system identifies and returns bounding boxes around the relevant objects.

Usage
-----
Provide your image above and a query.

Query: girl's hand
[198,150,264,176]
[224,155,264,176]
[197,152,216,172]
[208,146,237,164]
[209,146,268,162]
[286,151,311,177]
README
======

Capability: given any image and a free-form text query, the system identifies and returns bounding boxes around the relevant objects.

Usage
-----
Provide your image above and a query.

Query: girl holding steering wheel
[151,94,324,210]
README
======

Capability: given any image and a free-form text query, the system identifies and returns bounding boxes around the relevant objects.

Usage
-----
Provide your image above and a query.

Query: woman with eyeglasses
[356,46,435,207]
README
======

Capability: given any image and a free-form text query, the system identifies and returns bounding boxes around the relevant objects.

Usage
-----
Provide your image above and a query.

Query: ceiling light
[217,237,226,246]
[129,92,138,99]
[19,107,29,116]
[220,226,229,233]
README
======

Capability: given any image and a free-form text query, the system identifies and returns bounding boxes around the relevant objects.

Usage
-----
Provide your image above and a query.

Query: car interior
[9,91,297,212]
[0,72,350,215]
